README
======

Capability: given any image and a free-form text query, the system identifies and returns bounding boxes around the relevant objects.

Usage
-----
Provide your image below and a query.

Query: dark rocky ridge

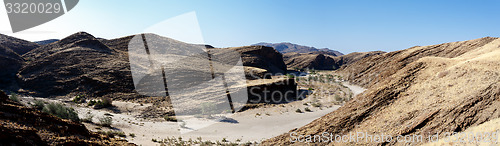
[221,46,288,74]
[0,33,40,55]
[0,45,24,91]
[18,32,135,98]
[253,42,343,56]
[283,51,385,70]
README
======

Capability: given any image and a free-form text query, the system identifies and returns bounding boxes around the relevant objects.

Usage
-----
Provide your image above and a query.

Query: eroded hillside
[263,37,500,145]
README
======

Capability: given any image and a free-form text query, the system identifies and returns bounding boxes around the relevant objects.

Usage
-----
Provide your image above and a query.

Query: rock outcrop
[283,51,385,70]
[223,46,287,74]
[253,42,343,56]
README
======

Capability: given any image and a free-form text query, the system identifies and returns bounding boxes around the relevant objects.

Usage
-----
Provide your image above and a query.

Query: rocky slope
[0,33,40,55]
[283,51,385,70]
[262,37,500,145]
[18,32,137,99]
[0,44,24,91]
[0,90,133,145]
[337,37,497,88]
[253,42,343,56]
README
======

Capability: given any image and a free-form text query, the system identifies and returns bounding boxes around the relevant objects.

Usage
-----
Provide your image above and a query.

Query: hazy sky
[1,0,499,53]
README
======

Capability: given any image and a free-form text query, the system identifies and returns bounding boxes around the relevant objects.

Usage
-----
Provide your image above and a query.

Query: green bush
[42,103,79,122]
[129,133,136,138]
[9,93,19,103]
[32,100,45,110]
[72,95,85,103]
[98,116,112,127]
[295,109,302,113]
[88,97,113,109]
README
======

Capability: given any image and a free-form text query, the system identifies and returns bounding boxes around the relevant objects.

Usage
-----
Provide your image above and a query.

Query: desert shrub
[286,74,295,79]
[32,100,45,110]
[304,107,312,112]
[164,115,177,122]
[42,103,79,122]
[9,93,19,103]
[101,97,112,107]
[98,116,112,127]
[308,87,314,91]
[311,102,321,107]
[97,130,125,138]
[81,111,94,123]
[295,109,302,113]
[72,95,85,103]
[129,133,136,138]
[89,97,113,109]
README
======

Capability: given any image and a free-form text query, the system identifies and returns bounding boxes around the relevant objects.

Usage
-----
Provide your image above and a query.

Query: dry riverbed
[18,74,365,145]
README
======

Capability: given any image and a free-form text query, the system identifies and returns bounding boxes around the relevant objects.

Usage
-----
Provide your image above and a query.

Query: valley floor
[18,73,365,145]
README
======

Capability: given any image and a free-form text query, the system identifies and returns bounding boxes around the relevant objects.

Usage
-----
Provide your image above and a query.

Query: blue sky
[1,0,499,53]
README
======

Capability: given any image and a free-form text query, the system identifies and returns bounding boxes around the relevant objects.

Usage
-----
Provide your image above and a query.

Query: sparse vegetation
[295,109,303,113]
[9,93,19,103]
[72,95,85,103]
[304,107,312,112]
[32,99,45,110]
[163,115,177,122]
[129,133,136,138]
[98,116,112,127]
[88,97,113,109]
[42,102,79,122]
[97,130,125,138]
[311,102,321,107]
[81,111,94,123]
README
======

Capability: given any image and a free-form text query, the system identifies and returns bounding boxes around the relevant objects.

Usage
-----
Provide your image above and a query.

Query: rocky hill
[0,45,24,91]
[253,42,343,56]
[219,46,287,74]
[0,90,133,145]
[283,51,385,70]
[262,37,500,145]
[18,32,137,99]
[0,33,40,55]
